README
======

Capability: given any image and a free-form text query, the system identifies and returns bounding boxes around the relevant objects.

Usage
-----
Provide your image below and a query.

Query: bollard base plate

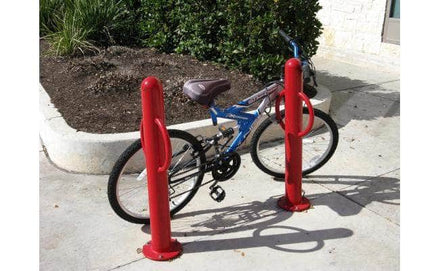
[143,238,182,261]
[277,196,311,212]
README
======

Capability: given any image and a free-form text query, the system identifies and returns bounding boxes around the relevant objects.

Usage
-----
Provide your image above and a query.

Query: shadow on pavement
[160,68,399,255]
[182,225,353,254]
[306,174,400,217]
[316,70,400,128]
[317,70,367,92]
[142,196,292,237]
[140,173,397,254]
[141,195,353,254]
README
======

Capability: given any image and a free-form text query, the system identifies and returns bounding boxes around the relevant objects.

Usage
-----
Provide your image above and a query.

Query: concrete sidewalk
[40,57,400,270]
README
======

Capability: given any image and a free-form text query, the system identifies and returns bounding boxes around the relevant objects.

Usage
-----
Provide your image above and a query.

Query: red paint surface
[140,76,182,260]
[277,58,313,212]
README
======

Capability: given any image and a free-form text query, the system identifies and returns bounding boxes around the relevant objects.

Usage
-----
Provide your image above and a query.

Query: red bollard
[276,58,314,212]
[140,76,182,261]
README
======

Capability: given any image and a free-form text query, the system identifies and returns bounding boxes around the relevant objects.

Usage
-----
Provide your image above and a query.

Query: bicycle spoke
[110,131,206,224]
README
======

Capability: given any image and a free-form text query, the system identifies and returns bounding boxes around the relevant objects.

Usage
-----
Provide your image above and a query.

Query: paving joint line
[334,190,400,226]
[338,167,400,191]
[309,167,399,194]
[309,168,400,226]
[362,91,400,102]
[330,79,400,93]
[107,257,145,270]
[309,180,400,227]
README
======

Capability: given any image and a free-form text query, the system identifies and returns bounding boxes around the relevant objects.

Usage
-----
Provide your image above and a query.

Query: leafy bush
[41,0,140,55]
[139,0,322,81]
[46,10,97,55]
[40,0,66,36]
[137,0,179,53]
[40,0,322,80]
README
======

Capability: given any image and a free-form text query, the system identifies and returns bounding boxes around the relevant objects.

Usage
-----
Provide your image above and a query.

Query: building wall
[316,0,399,69]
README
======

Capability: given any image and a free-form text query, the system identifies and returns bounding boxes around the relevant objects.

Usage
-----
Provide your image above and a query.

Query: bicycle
[107,30,339,224]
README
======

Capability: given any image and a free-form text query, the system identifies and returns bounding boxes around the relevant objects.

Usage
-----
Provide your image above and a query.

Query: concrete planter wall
[39,84,332,174]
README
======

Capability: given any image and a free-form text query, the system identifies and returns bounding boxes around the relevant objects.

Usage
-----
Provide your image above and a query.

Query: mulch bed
[39,40,264,134]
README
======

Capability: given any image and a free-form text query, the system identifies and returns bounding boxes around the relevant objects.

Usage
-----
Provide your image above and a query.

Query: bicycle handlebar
[278,30,292,44]
[278,29,318,86]
[278,29,299,58]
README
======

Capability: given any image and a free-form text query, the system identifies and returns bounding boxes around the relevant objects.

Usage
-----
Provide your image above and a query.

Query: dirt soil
[40,40,265,134]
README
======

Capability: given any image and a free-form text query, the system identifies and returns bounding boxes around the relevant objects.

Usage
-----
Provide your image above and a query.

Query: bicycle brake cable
[264,81,284,118]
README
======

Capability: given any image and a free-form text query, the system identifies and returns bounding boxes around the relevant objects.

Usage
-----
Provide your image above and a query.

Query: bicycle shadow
[260,172,400,218]
[141,196,353,254]
[140,173,398,254]
[305,174,400,217]
[183,225,353,254]
[142,196,291,237]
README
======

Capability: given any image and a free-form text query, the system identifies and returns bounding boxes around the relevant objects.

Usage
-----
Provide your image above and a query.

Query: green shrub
[41,0,322,80]
[40,0,66,36]
[139,0,322,81]
[172,1,228,61]
[138,0,179,53]
[46,10,98,55]
[41,0,140,55]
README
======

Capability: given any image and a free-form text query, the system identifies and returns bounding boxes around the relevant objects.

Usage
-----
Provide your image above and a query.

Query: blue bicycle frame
[208,82,284,154]
[207,37,303,154]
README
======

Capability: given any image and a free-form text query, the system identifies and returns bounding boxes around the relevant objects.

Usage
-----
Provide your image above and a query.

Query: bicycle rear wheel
[250,108,338,178]
[108,129,205,224]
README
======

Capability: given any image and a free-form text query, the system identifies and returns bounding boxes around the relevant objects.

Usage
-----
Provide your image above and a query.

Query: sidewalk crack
[107,257,145,270]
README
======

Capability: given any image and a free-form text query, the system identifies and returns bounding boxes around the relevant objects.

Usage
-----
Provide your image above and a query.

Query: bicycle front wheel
[250,108,338,178]
[108,129,205,224]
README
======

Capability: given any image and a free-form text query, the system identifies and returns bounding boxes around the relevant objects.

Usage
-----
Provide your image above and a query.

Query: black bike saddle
[183,79,231,106]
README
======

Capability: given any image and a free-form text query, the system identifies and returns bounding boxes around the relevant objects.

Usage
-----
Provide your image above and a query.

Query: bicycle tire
[108,129,205,224]
[250,108,338,178]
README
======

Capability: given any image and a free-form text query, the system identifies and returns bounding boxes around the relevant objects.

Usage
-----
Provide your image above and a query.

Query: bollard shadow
[139,175,397,255]
[142,195,293,237]
[270,173,399,217]
[305,174,400,217]
[141,196,353,254]
[182,225,353,254]
[141,174,399,237]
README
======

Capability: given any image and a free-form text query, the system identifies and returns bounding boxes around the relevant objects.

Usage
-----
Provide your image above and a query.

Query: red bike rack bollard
[275,58,315,212]
[139,76,182,261]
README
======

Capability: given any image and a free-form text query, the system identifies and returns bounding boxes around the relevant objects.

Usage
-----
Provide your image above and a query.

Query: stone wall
[316,0,399,69]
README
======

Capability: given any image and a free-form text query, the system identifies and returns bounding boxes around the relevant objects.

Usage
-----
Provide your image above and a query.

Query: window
[383,0,400,44]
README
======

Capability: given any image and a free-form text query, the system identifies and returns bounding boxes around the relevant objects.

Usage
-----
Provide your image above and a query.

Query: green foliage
[139,0,322,81]
[40,0,322,80]
[39,0,66,36]
[41,0,140,55]
[137,0,179,53]
[45,11,98,55]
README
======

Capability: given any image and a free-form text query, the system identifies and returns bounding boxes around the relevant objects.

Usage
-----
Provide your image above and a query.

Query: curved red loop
[297,92,314,137]
[275,90,286,130]
[154,118,172,172]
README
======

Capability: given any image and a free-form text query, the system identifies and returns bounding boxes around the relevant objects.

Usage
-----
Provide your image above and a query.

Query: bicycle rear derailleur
[209,152,241,202]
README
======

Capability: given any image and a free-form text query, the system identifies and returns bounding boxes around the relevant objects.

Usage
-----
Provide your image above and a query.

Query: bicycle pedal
[209,185,226,202]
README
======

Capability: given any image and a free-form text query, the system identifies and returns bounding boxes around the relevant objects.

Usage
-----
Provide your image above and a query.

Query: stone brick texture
[316,0,399,69]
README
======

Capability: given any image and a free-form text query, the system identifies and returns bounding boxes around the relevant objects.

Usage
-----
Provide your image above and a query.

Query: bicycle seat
[183,79,231,106]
